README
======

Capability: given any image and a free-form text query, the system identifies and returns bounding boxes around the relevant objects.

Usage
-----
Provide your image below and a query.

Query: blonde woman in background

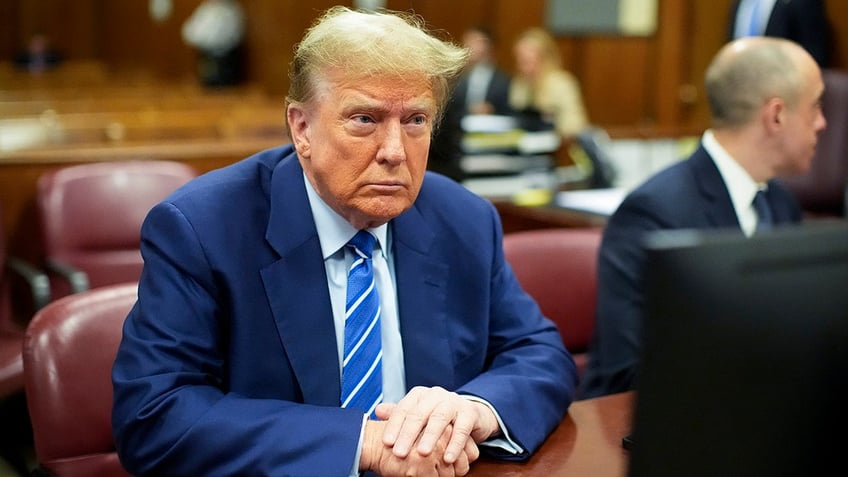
[510,28,588,140]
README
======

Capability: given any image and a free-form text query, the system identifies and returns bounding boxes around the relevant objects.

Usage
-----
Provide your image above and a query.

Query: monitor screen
[628,221,848,477]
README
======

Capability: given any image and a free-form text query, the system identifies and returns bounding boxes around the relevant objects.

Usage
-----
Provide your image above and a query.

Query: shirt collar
[303,172,389,259]
[702,129,767,211]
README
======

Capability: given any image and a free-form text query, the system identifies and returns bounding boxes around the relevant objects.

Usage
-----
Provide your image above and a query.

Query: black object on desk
[629,222,848,477]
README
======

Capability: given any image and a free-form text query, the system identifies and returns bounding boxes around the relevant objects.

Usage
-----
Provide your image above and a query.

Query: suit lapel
[690,146,742,229]
[391,204,455,389]
[260,152,341,406]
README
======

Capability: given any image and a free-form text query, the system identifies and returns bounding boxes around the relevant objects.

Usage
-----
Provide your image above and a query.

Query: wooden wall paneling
[15,0,96,60]
[579,37,651,127]
[95,0,198,80]
[824,0,848,69]
[0,1,20,58]
[651,0,687,130]
[684,0,735,131]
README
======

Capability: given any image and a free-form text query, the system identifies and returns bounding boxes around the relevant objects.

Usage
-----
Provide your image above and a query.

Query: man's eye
[353,115,374,124]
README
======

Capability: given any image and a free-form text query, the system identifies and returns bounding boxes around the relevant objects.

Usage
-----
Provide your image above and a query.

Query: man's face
[780,62,827,175]
[287,70,436,229]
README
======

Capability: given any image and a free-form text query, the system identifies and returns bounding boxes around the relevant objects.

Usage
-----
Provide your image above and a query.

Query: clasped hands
[360,386,501,477]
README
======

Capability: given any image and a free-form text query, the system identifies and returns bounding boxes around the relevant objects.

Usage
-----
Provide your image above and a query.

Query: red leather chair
[36,160,196,296]
[779,69,848,218]
[23,282,137,477]
[502,227,603,379]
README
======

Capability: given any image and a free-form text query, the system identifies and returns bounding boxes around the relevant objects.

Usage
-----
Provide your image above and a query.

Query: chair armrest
[45,259,90,294]
[5,256,51,311]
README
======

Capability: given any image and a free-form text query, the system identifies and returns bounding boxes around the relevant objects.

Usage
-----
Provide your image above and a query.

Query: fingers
[382,387,485,461]
[440,404,476,463]
[382,388,432,457]
[416,399,460,457]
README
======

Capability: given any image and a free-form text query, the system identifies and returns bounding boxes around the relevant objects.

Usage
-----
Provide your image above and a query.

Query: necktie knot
[348,230,376,259]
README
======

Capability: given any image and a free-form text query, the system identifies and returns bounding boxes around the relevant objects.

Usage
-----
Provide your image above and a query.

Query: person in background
[112,6,576,476]
[728,0,832,68]
[509,27,588,140]
[182,0,245,86]
[428,26,512,182]
[580,36,826,399]
[454,26,513,117]
[13,34,63,73]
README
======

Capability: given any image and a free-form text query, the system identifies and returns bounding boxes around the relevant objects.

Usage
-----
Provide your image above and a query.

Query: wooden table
[492,199,609,234]
[469,392,634,476]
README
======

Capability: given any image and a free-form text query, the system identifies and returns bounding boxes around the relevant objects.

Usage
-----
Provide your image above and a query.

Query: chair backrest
[575,126,617,189]
[502,227,602,377]
[778,69,848,217]
[23,282,137,477]
[36,160,196,289]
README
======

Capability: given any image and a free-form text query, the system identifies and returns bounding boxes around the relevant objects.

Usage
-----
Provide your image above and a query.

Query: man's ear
[761,97,785,134]
[287,103,311,158]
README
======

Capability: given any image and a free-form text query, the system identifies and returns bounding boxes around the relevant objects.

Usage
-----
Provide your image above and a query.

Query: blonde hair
[286,7,468,128]
[515,27,562,72]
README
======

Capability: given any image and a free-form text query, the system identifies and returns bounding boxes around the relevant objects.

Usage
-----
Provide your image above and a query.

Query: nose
[817,110,827,133]
[376,120,406,165]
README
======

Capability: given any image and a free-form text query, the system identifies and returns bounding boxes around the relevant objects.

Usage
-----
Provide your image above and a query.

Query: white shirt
[465,63,496,110]
[304,173,407,403]
[702,130,768,237]
[302,174,521,474]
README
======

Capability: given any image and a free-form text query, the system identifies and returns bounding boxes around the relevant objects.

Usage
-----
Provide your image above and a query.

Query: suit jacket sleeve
[112,200,364,477]
[388,175,577,460]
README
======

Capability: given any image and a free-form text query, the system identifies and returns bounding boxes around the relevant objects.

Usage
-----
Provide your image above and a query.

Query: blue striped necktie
[341,231,383,417]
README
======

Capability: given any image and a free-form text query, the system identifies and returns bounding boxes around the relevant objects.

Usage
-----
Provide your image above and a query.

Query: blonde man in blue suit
[112,6,576,476]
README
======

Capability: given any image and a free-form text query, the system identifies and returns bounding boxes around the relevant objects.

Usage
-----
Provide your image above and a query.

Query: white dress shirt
[302,173,521,474]
[702,130,769,237]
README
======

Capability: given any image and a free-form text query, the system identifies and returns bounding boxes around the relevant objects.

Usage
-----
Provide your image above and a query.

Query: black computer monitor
[628,221,848,477]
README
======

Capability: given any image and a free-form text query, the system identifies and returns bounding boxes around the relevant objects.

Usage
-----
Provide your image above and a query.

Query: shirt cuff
[350,413,369,477]
[461,395,523,455]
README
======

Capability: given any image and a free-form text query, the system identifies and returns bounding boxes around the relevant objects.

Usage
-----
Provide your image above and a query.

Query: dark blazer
[728,0,832,67]
[428,66,513,181]
[580,144,802,399]
[452,65,513,117]
[112,144,576,476]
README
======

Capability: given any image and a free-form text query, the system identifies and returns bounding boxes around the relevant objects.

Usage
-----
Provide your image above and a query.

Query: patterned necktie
[341,231,383,417]
[753,190,774,232]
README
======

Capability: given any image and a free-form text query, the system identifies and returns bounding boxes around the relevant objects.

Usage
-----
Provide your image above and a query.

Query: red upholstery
[23,282,137,477]
[779,69,848,217]
[503,227,602,377]
[36,160,196,294]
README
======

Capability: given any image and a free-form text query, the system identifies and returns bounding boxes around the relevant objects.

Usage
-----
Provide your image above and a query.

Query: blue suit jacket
[580,145,802,399]
[112,145,576,476]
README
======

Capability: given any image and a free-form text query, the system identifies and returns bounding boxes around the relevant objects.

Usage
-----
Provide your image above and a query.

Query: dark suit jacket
[728,0,832,67]
[452,65,513,117]
[428,66,513,181]
[580,144,802,399]
[112,144,576,476]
